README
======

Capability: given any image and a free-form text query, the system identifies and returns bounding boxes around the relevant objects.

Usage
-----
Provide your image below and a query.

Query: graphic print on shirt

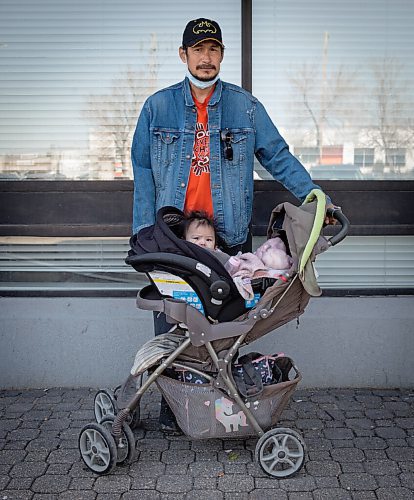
[191,122,210,176]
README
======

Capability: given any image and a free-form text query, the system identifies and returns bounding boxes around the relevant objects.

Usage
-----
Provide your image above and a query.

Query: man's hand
[325,203,338,225]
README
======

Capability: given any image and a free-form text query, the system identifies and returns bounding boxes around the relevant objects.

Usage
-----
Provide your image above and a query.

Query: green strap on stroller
[299,188,327,276]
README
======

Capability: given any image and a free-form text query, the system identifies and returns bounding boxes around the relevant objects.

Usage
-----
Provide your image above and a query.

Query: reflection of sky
[0,0,413,154]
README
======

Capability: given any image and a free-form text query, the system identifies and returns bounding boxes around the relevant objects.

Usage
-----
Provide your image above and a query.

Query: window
[385,148,406,169]
[294,147,319,166]
[252,0,414,181]
[0,0,241,181]
[354,148,375,167]
[1,1,412,294]
[2,235,413,293]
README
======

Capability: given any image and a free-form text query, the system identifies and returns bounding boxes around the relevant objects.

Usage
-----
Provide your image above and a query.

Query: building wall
[1,296,413,389]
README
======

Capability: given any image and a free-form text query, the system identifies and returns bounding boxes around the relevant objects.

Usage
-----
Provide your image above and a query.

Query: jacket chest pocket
[152,129,181,170]
[221,129,247,166]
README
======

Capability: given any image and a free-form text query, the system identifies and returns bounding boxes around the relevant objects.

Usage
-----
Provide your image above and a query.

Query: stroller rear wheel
[255,427,306,478]
[94,389,117,423]
[99,415,136,465]
[78,422,117,474]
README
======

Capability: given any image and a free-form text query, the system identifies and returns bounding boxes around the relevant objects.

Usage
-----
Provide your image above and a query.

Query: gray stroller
[78,189,349,478]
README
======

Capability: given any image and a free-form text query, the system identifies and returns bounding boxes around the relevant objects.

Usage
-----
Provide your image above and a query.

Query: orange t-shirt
[184,87,214,218]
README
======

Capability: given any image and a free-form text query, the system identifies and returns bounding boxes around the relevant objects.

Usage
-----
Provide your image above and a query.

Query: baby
[183,211,217,250]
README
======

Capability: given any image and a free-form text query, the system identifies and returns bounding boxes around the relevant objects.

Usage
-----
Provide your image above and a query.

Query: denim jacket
[131,77,321,246]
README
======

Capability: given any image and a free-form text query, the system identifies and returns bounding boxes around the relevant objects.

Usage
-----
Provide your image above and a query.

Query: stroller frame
[80,273,307,478]
[78,192,349,478]
[115,271,301,436]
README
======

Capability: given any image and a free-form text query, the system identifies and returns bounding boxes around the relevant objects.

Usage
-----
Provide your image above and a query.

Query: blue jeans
[153,311,172,336]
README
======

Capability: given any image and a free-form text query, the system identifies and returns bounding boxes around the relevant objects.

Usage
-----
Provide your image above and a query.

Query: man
[131,18,335,432]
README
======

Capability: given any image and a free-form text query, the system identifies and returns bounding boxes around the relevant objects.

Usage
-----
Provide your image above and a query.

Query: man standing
[131,18,334,432]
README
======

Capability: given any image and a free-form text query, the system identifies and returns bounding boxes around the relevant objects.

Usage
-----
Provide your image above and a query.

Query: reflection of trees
[288,35,358,162]
[85,34,158,178]
[365,57,414,174]
[288,50,413,175]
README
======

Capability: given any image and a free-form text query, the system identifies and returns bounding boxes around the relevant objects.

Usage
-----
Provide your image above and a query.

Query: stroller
[78,189,349,478]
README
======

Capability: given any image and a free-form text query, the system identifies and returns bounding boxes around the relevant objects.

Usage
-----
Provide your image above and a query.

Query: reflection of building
[288,125,414,179]
[58,150,88,180]
[0,151,61,179]
[0,150,89,180]
[2,131,413,181]
[0,129,135,180]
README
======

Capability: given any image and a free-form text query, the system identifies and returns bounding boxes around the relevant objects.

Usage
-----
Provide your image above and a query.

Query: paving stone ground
[0,386,413,499]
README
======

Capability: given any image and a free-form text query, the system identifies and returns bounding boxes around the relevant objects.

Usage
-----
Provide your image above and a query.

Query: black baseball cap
[182,18,224,48]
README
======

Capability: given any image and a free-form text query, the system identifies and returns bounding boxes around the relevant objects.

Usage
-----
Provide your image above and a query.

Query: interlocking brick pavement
[0,387,413,499]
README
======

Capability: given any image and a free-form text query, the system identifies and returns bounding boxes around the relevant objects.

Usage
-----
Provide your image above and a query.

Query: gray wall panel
[1,296,413,389]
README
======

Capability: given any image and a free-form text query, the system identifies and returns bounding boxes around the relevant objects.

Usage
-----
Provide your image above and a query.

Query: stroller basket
[156,357,301,439]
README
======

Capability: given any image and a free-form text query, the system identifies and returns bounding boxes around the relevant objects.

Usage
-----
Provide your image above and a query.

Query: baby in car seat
[184,211,292,299]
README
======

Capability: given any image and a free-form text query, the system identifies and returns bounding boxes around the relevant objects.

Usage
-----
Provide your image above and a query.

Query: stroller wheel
[114,376,142,430]
[99,415,136,465]
[126,406,141,430]
[113,380,141,430]
[94,389,117,423]
[78,422,117,474]
[255,427,306,478]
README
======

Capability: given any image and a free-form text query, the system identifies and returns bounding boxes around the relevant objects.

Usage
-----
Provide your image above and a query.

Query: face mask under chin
[186,69,220,89]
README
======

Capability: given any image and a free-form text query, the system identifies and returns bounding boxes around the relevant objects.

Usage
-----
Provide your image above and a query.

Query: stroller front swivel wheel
[125,405,141,430]
[94,389,117,423]
[100,415,136,465]
[255,427,306,478]
[114,379,142,430]
[78,422,117,474]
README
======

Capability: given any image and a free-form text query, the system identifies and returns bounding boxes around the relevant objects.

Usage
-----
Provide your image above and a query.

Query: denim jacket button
[181,182,186,188]
[186,154,191,159]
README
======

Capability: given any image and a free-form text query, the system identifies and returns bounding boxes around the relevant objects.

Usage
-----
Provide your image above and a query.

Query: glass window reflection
[252,0,414,180]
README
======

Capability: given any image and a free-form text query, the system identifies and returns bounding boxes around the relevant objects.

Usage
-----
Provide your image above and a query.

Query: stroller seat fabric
[130,332,187,377]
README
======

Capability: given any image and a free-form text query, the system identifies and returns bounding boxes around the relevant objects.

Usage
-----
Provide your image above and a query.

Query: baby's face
[185,221,216,249]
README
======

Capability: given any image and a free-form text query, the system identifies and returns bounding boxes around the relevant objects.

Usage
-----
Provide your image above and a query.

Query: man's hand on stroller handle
[325,206,350,246]
[324,203,338,226]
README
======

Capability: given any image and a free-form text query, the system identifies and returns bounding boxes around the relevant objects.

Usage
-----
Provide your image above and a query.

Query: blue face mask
[186,69,220,89]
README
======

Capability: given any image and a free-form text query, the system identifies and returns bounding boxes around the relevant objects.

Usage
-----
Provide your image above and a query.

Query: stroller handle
[326,207,350,247]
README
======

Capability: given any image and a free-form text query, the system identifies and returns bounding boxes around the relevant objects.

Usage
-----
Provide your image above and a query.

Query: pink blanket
[224,237,293,300]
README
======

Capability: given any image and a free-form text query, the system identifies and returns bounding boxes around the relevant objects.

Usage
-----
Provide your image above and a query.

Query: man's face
[179,41,223,82]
